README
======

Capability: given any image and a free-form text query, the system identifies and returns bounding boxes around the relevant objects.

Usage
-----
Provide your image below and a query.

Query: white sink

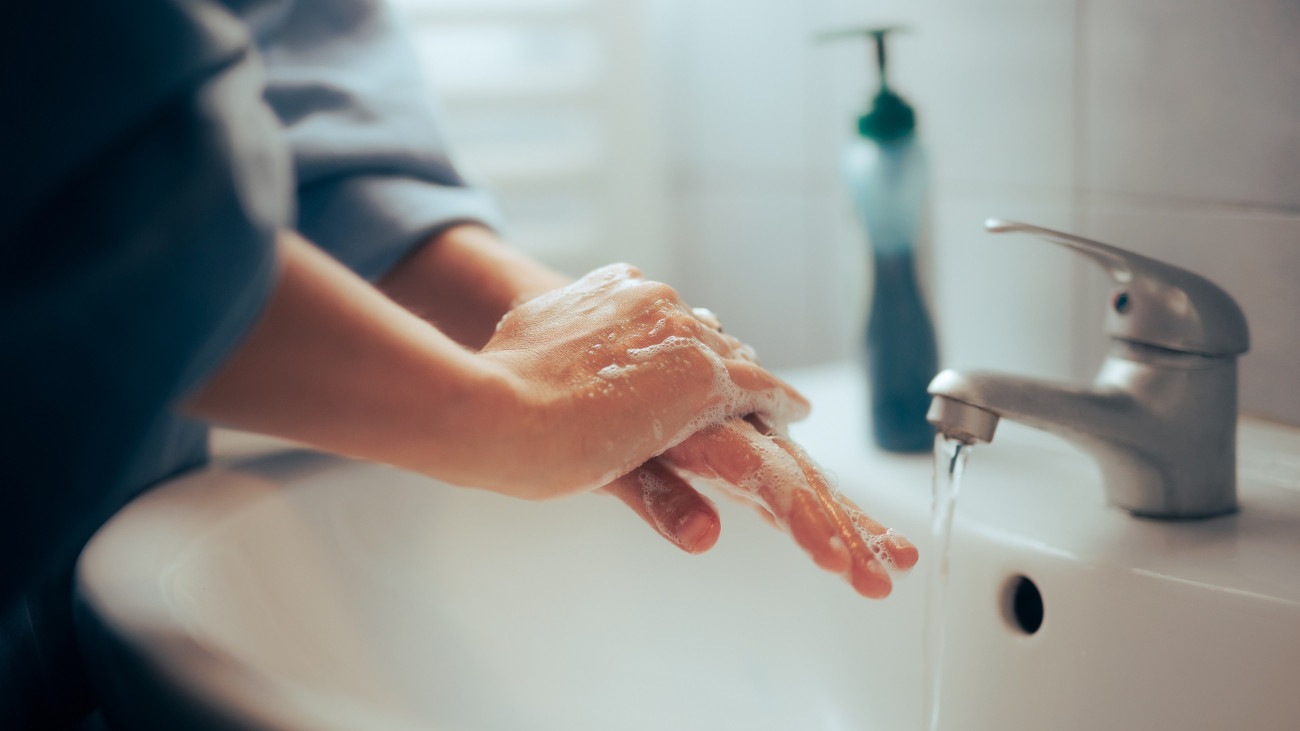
[75,363,1300,730]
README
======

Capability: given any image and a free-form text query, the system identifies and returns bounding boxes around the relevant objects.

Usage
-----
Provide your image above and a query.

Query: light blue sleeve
[231,0,506,280]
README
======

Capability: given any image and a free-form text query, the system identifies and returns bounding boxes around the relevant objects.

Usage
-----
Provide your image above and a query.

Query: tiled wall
[1079,0,1300,424]
[651,0,1300,425]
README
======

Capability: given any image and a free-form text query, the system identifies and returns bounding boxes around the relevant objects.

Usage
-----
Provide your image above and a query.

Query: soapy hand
[597,421,919,598]
[662,419,918,597]
[479,262,916,597]
[478,263,809,498]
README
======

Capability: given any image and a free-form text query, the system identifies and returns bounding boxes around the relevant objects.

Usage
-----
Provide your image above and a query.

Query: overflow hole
[1003,575,1044,635]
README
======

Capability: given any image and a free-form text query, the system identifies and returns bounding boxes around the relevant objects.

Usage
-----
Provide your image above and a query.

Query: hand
[477,263,810,498]
[380,232,914,593]
[379,224,572,350]
[660,418,919,598]
[595,419,918,598]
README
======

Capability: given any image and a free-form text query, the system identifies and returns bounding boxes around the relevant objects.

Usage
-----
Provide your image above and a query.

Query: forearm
[378,224,572,350]
[183,230,529,488]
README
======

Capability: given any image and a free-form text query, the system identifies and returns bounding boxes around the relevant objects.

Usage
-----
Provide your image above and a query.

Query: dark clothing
[1,0,498,726]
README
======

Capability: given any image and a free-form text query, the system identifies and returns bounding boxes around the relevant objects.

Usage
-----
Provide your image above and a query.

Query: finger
[588,262,644,284]
[692,326,761,367]
[690,320,740,358]
[753,502,779,527]
[681,464,782,528]
[663,421,849,572]
[759,426,883,574]
[786,485,853,573]
[844,502,920,572]
[598,459,720,554]
[847,548,894,599]
[689,306,722,331]
[776,437,919,574]
[661,421,761,487]
[721,360,812,424]
[766,438,890,598]
[643,303,742,363]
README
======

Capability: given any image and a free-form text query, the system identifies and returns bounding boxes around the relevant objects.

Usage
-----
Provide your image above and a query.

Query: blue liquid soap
[865,240,938,452]
[829,27,938,452]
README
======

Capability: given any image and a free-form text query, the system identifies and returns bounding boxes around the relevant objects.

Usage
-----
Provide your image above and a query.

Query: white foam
[502,264,808,494]
[596,363,627,379]
[864,529,902,571]
[638,469,672,535]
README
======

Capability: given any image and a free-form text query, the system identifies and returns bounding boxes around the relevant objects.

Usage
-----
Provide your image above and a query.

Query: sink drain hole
[1003,575,1043,635]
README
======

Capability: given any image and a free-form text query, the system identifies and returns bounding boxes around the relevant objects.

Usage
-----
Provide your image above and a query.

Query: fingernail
[676,510,715,553]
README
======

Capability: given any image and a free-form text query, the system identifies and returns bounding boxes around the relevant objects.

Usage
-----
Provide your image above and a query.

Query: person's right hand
[476,263,810,498]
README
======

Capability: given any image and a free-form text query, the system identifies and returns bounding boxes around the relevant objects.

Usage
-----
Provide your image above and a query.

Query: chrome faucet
[926,219,1250,519]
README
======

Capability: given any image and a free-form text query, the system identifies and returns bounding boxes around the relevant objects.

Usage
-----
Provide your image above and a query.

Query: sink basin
[75,363,1300,730]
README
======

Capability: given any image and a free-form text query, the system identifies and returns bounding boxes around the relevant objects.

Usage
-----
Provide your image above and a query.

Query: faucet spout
[927,369,1134,444]
[926,351,1238,520]
[925,393,999,445]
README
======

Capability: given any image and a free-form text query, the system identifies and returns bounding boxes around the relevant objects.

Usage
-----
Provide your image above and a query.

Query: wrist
[457,349,572,497]
[379,224,571,350]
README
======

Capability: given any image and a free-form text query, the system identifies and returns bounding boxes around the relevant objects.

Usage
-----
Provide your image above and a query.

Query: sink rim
[74,362,1300,731]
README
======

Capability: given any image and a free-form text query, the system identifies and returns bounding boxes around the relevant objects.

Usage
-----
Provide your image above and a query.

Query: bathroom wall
[649,0,1300,425]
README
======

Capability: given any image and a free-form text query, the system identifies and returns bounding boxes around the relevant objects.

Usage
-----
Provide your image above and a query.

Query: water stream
[924,434,971,731]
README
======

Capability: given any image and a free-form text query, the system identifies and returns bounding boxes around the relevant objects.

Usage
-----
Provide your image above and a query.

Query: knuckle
[661,308,700,336]
[615,262,644,279]
[638,280,680,304]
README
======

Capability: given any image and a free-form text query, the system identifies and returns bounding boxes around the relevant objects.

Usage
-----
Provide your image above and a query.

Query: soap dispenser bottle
[823,27,938,452]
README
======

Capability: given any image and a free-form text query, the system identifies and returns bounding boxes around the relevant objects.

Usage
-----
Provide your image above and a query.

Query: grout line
[1080,191,1300,218]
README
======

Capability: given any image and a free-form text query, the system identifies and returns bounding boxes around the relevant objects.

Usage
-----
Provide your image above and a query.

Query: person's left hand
[600,417,918,598]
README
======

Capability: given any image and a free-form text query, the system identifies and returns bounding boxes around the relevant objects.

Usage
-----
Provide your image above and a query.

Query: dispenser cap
[817,26,916,142]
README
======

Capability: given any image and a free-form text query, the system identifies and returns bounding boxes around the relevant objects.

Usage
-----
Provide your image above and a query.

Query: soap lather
[821,26,939,453]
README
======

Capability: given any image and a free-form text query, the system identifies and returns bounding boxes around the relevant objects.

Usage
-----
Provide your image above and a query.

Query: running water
[924,434,971,731]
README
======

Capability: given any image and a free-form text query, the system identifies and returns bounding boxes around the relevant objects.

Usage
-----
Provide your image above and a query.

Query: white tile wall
[929,187,1079,380]
[822,0,1078,190]
[1084,0,1300,210]
[651,0,1300,423]
[654,0,818,173]
[1079,0,1300,423]
[1082,204,1300,424]
[668,183,822,369]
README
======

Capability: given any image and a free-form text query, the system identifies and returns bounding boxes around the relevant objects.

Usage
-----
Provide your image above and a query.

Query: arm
[184,230,519,488]
[379,224,570,350]
[183,234,808,500]
[228,0,919,593]
[245,0,507,280]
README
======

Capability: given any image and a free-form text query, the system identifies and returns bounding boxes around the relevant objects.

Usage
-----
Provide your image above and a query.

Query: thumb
[598,460,720,554]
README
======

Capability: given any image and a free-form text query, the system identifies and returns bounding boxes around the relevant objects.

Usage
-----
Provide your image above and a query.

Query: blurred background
[389,0,1300,425]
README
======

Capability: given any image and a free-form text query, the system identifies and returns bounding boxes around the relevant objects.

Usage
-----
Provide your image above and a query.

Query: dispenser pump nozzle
[817,25,916,142]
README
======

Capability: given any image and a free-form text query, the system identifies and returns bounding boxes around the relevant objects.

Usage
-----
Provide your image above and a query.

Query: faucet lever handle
[985,218,1249,357]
